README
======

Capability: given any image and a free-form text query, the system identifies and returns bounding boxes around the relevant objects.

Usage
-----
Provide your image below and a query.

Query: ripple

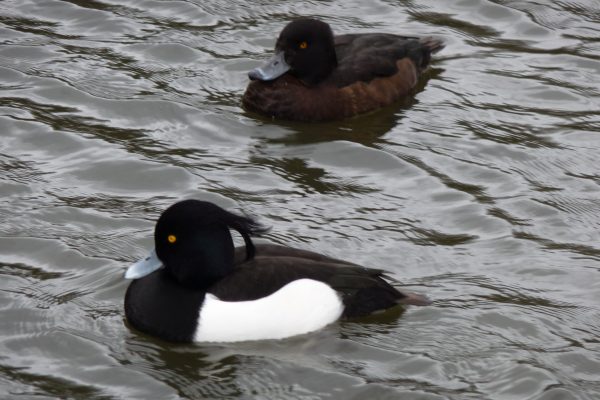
[1,0,600,398]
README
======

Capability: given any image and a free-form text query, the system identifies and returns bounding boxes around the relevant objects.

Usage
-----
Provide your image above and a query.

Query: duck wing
[331,33,443,87]
[234,243,358,266]
[211,251,429,318]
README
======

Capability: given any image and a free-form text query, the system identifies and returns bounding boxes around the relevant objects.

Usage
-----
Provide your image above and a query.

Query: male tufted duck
[124,200,430,342]
[242,18,444,121]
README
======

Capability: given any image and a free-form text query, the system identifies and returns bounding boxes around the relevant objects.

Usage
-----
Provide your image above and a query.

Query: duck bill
[248,51,290,81]
[125,249,163,279]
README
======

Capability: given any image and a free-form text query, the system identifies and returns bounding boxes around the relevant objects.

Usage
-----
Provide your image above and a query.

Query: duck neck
[298,53,337,86]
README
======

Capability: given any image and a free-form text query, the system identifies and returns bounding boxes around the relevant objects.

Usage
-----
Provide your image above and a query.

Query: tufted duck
[242,18,444,121]
[124,200,430,342]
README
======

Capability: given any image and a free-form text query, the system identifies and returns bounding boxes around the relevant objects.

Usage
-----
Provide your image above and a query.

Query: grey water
[1,0,599,399]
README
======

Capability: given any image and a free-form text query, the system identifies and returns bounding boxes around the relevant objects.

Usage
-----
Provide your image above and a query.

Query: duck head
[248,18,338,85]
[125,200,266,289]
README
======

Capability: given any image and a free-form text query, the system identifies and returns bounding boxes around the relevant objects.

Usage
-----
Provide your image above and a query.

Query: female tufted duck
[124,200,430,343]
[242,18,444,121]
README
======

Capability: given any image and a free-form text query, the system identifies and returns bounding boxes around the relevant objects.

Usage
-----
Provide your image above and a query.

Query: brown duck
[242,18,444,122]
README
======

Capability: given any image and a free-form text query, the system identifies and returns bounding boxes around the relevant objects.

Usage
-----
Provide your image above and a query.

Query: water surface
[1,0,600,399]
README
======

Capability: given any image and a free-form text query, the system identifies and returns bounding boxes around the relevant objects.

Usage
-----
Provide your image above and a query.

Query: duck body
[124,200,429,343]
[242,19,444,121]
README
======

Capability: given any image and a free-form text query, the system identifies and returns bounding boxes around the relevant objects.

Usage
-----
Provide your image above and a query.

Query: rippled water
[1,0,600,398]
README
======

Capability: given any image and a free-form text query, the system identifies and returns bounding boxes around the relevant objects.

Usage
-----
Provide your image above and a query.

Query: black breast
[124,270,205,342]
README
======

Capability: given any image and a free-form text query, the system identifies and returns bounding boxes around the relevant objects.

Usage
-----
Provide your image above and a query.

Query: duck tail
[420,37,444,54]
[396,291,432,306]
[415,37,444,71]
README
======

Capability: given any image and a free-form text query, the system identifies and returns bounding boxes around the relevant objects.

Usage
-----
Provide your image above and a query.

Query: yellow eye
[167,234,177,244]
[299,41,308,49]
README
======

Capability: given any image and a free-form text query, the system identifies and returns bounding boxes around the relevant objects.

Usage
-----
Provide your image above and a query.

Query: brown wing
[330,33,443,88]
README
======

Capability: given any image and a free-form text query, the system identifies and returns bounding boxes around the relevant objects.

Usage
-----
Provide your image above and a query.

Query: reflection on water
[1,0,600,399]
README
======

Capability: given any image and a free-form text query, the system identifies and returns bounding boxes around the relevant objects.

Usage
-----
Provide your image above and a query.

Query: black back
[216,244,414,318]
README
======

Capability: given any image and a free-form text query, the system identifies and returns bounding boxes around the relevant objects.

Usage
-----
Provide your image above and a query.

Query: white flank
[194,279,344,342]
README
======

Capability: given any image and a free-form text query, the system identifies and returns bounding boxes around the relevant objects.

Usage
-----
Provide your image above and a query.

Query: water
[1,0,599,398]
